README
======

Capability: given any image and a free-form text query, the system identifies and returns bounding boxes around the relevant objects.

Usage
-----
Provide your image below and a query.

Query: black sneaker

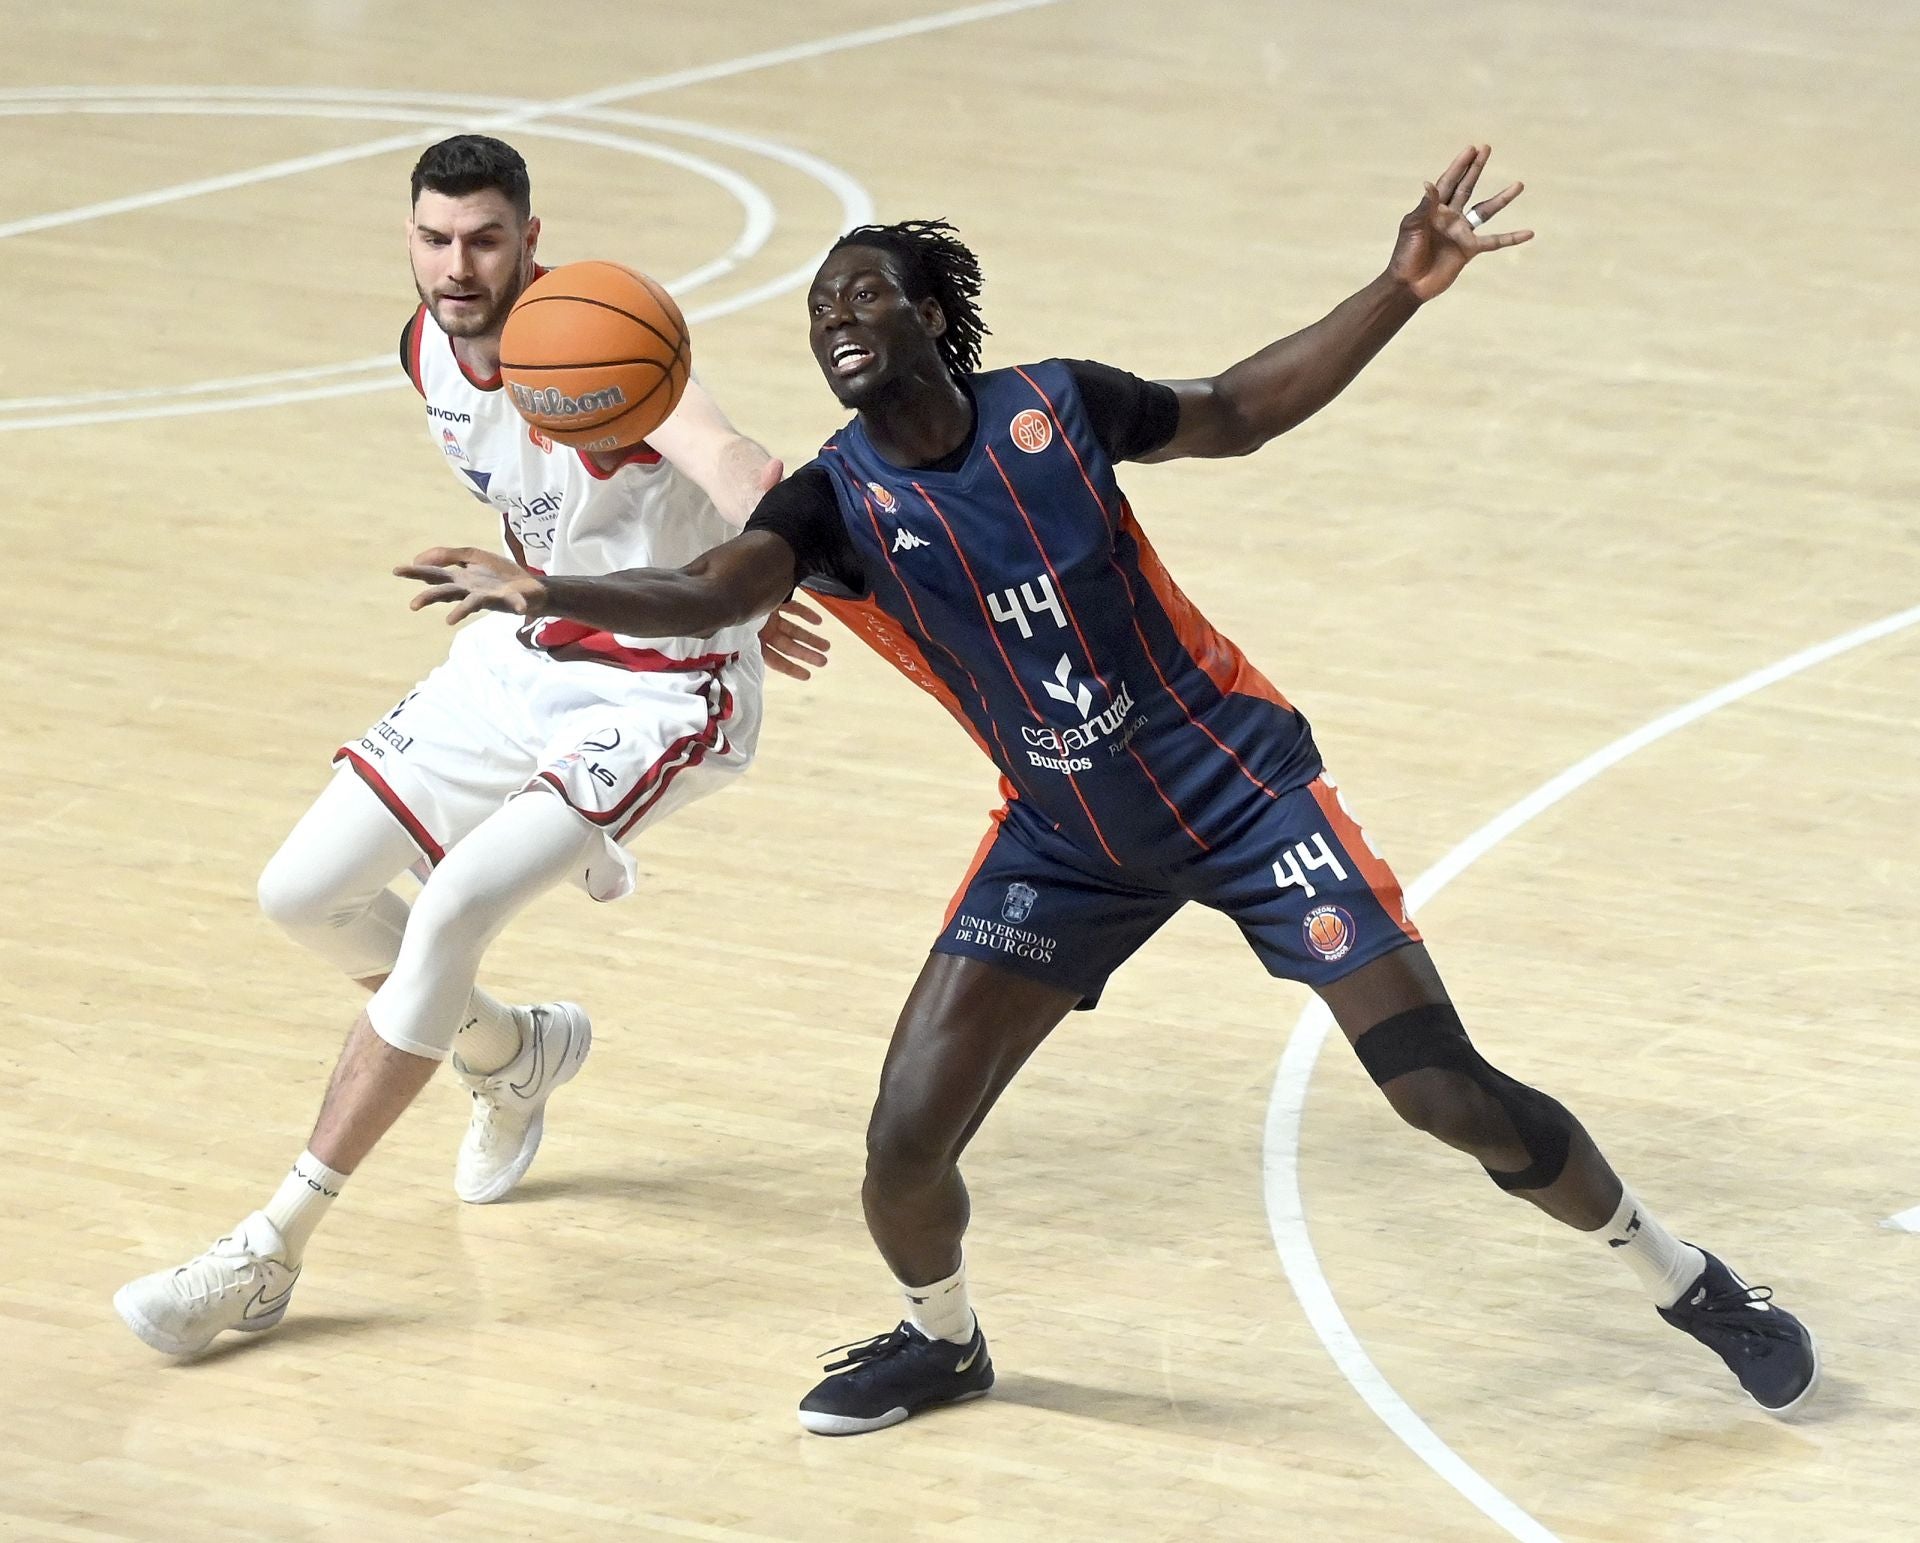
[798,1319,994,1435]
[1657,1248,1820,1415]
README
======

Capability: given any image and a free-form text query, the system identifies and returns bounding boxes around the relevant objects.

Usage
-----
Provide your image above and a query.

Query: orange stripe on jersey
[944,802,1011,928]
[1306,777,1422,945]
[1012,366,1115,533]
[986,442,1208,856]
[843,477,1036,798]
[810,591,1001,767]
[1121,506,1292,712]
[914,481,1123,866]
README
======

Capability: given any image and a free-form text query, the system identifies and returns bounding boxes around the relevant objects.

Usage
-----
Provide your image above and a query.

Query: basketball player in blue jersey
[400,145,1818,1432]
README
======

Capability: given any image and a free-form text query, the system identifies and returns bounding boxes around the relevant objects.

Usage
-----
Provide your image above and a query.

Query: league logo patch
[1010,409,1052,454]
[1001,881,1038,924]
[442,428,467,462]
[1302,903,1356,963]
[867,481,898,512]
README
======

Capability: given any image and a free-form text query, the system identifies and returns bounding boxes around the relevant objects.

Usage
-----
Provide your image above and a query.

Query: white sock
[262,1150,348,1264]
[1600,1187,1706,1308]
[902,1260,976,1343]
[451,992,526,1076]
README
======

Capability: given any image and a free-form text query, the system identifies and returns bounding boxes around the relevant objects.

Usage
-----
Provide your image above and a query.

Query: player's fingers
[395,563,454,584]
[1454,143,1490,207]
[409,583,468,610]
[779,598,825,626]
[778,638,830,668]
[781,624,831,654]
[1472,180,1523,221]
[1433,146,1474,203]
[1482,228,1535,249]
[762,652,813,682]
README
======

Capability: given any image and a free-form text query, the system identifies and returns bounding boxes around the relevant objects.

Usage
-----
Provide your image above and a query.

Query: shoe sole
[114,1288,287,1356]
[798,1385,991,1437]
[456,1002,591,1205]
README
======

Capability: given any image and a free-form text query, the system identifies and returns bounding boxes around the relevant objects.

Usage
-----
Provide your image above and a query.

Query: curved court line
[0,0,1059,241]
[0,105,776,280]
[0,95,872,431]
[1264,601,1920,1542]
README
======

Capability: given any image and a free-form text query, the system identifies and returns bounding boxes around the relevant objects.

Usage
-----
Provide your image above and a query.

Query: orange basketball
[1307,912,1347,951]
[500,260,691,451]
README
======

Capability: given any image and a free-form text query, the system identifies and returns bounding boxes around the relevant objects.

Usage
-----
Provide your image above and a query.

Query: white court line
[0,0,1062,241]
[1265,601,1920,1542]
[0,96,874,431]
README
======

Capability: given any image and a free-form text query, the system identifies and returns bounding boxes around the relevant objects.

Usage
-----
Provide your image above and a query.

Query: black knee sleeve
[1351,1002,1573,1192]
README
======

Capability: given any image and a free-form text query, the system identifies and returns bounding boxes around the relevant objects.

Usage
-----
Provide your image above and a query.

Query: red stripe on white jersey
[334,746,445,865]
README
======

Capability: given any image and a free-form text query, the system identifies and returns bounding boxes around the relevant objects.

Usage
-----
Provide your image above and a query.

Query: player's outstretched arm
[396,529,799,637]
[646,378,776,529]
[1147,144,1532,462]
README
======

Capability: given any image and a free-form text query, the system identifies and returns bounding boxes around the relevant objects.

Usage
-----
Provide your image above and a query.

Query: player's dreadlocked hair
[830,218,989,378]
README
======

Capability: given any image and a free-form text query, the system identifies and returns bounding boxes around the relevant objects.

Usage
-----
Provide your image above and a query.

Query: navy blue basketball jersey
[798,360,1322,868]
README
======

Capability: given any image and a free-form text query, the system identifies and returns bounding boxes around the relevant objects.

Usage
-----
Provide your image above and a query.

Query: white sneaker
[452,1001,592,1204]
[113,1211,300,1355]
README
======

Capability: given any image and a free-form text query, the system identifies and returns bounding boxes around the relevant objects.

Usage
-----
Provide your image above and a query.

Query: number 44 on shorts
[1272,833,1348,899]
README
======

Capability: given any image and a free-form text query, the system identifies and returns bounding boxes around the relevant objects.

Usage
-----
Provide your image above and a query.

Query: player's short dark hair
[410,135,532,222]
[830,218,988,377]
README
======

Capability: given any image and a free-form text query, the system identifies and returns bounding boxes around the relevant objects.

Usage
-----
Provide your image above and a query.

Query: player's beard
[414,261,525,340]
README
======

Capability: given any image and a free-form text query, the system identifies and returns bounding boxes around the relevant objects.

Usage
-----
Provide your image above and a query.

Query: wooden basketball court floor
[3,3,1916,1538]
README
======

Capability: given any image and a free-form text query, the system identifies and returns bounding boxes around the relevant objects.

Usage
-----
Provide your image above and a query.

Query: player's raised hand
[759,597,833,680]
[395,546,549,624]
[1386,144,1532,302]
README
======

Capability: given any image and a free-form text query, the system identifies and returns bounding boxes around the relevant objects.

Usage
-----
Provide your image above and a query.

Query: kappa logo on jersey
[528,424,554,453]
[1041,654,1093,715]
[1010,408,1053,453]
[1302,903,1356,962]
[867,481,898,512]
[1001,882,1038,924]
[891,526,931,554]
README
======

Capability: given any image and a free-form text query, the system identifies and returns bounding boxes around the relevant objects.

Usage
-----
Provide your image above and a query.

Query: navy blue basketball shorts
[932,773,1423,1007]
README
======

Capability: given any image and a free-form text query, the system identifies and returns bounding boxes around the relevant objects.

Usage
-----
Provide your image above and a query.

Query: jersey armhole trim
[401,305,427,397]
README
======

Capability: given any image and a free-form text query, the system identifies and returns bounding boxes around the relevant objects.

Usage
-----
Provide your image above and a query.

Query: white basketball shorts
[334,614,762,902]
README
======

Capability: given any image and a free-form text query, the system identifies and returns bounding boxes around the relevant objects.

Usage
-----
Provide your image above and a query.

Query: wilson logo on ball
[508,382,628,418]
[500,261,692,450]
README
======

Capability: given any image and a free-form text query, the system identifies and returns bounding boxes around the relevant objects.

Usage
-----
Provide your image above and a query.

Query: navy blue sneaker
[798,1319,994,1435]
[1658,1249,1819,1415]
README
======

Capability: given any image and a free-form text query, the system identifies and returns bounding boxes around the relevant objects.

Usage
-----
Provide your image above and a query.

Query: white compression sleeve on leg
[366,791,596,1060]
[257,767,421,980]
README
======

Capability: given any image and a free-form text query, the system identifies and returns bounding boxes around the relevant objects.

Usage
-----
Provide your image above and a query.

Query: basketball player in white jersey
[114,135,830,1356]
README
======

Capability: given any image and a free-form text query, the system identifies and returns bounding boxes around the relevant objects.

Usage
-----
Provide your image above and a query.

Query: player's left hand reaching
[759,598,832,681]
[397,547,548,623]
[1387,144,1532,302]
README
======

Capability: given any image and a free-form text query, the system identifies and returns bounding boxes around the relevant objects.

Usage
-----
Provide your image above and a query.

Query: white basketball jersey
[402,299,758,669]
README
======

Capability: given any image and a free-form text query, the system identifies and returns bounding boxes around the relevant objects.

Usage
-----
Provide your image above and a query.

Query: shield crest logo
[1001,882,1038,924]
